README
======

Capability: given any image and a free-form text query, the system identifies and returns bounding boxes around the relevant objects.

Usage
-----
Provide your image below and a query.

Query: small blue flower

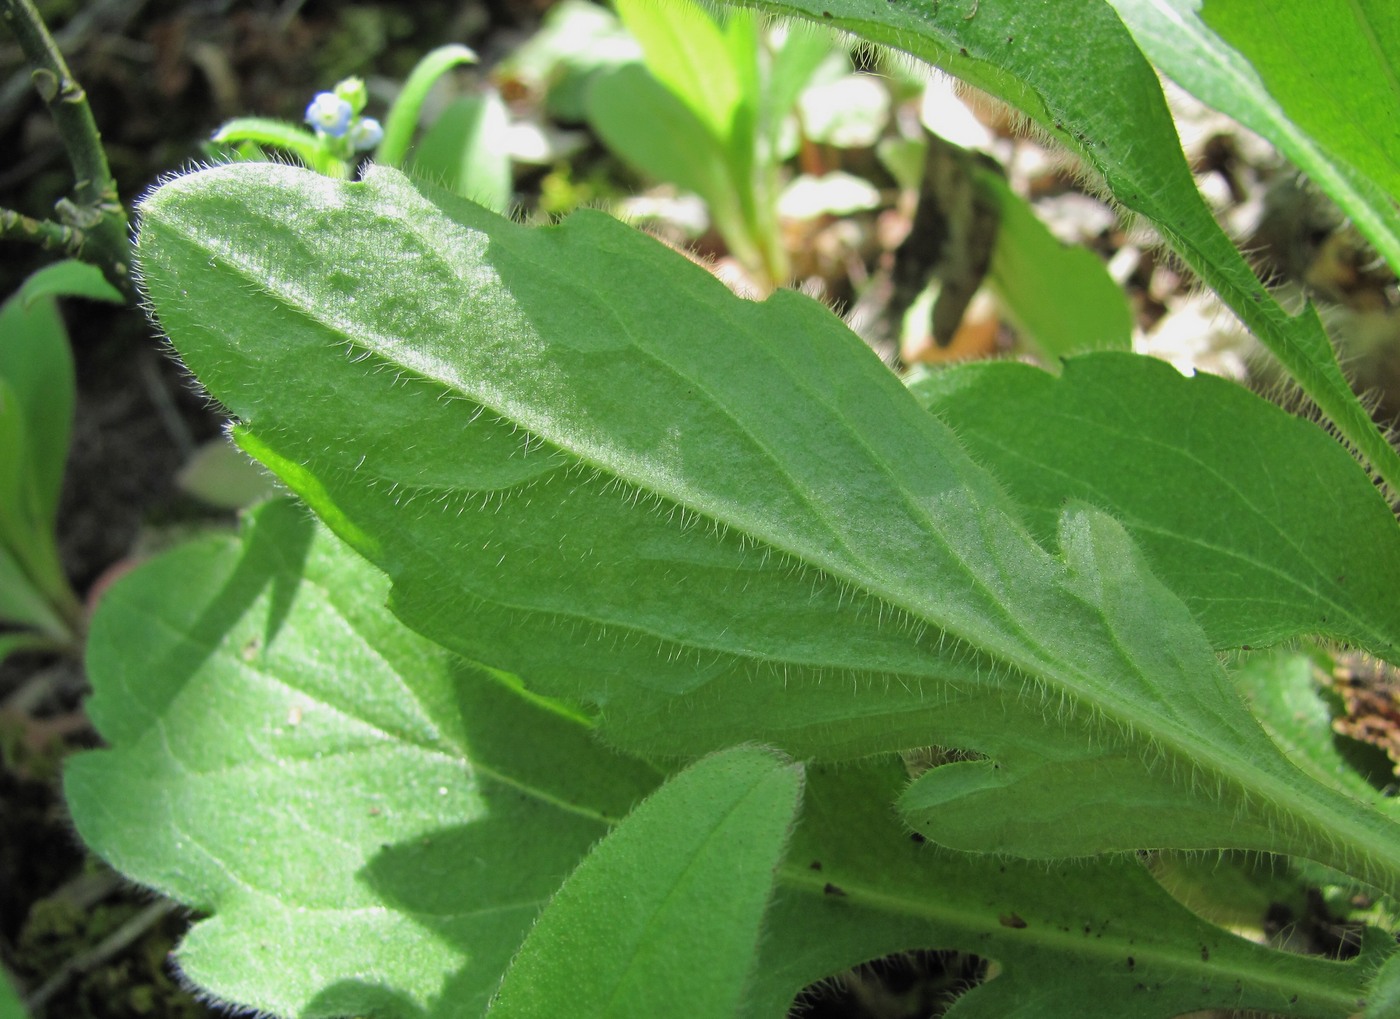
[347,116,384,152]
[305,92,352,136]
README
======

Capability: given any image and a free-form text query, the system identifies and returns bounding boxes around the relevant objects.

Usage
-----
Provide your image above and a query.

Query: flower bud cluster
[304,77,383,152]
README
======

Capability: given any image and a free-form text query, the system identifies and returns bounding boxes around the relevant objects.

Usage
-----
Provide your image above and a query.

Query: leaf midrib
[773,863,1364,1011]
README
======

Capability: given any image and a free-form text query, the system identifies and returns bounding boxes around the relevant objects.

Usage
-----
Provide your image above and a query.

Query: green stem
[0,0,130,294]
[0,205,83,253]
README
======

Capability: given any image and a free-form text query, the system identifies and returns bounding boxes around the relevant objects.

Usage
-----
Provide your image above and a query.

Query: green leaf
[375,44,479,168]
[587,63,730,200]
[409,92,513,213]
[1232,649,1400,814]
[1201,0,1400,212]
[1107,0,1400,277]
[713,0,1400,504]
[65,498,661,1018]
[754,761,1391,1019]
[764,22,838,153]
[0,629,61,663]
[981,171,1132,356]
[1366,952,1400,1019]
[614,0,743,144]
[0,271,78,529]
[586,63,757,265]
[0,543,68,638]
[136,163,1400,892]
[17,259,124,307]
[0,385,73,639]
[487,746,802,1018]
[0,276,81,636]
[175,436,280,510]
[64,494,1384,1016]
[210,118,345,177]
[0,970,26,1019]
[909,352,1400,663]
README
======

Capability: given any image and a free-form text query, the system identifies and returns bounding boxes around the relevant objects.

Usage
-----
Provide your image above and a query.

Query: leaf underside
[910,352,1400,664]
[67,500,1390,1018]
[66,499,662,1019]
[135,163,1400,892]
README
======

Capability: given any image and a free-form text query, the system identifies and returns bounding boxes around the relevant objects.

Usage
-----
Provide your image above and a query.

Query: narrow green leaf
[1107,0,1400,277]
[0,630,61,663]
[763,21,835,151]
[488,746,802,1018]
[614,0,743,143]
[375,44,479,168]
[0,274,76,528]
[66,498,661,1019]
[909,352,1400,663]
[714,0,1400,502]
[210,118,344,177]
[0,377,30,535]
[982,172,1132,356]
[1202,0,1400,207]
[751,761,1391,1019]
[135,164,1400,891]
[0,373,73,631]
[586,63,759,267]
[0,543,69,637]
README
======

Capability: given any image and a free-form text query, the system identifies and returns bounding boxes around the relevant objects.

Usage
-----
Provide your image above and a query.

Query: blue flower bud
[347,116,384,152]
[305,92,352,136]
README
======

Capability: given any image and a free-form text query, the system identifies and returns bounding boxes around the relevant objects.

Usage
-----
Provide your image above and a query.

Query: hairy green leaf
[714,0,1400,501]
[136,164,1400,890]
[755,761,1391,1019]
[211,118,342,176]
[1107,0,1400,276]
[65,499,661,1018]
[1365,953,1400,1019]
[66,514,1390,1019]
[488,747,802,1018]
[910,353,1400,663]
[1232,649,1400,814]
